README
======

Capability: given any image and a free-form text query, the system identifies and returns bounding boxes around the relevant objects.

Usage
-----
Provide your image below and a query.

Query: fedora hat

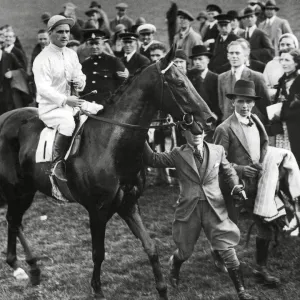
[189,45,212,59]
[239,7,259,19]
[227,10,239,20]
[263,0,280,11]
[226,80,261,100]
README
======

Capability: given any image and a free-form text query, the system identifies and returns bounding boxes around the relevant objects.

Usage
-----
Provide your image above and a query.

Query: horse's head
[154,46,216,135]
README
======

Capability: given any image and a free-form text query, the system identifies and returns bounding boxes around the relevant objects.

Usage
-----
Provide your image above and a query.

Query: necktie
[246,29,250,40]
[247,116,254,127]
[194,147,203,164]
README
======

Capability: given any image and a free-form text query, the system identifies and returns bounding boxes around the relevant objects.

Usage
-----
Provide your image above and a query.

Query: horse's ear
[160,43,177,69]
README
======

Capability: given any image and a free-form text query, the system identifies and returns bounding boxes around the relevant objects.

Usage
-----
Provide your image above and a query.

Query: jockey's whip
[80,90,97,99]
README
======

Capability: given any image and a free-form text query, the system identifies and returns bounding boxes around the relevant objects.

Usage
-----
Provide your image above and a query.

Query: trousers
[173,200,240,268]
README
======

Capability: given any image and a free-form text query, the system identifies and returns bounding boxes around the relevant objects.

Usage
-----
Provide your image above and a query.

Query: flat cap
[206,4,222,14]
[89,1,101,8]
[116,3,128,9]
[85,7,101,16]
[174,49,187,61]
[137,23,156,34]
[196,11,208,20]
[47,15,75,32]
[177,9,194,21]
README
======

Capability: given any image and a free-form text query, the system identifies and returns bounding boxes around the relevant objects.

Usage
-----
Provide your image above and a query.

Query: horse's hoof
[13,268,29,280]
[30,268,41,286]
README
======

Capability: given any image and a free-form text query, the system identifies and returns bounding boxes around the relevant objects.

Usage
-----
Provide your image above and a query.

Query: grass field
[0,174,300,300]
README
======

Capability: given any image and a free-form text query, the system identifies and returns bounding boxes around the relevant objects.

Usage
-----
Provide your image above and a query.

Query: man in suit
[203,4,222,53]
[209,14,239,73]
[239,7,274,63]
[137,24,160,60]
[110,3,134,33]
[4,30,27,70]
[228,10,245,37]
[81,29,127,105]
[214,79,280,286]
[187,45,221,124]
[258,0,292,56]
[143,129,258,300]
[119,32,150,75]
[173,9,203,67]
[218,40,271,123]
[216,38,266,74]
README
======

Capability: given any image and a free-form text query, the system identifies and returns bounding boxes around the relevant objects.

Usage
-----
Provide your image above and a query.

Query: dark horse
[0,48,215,299]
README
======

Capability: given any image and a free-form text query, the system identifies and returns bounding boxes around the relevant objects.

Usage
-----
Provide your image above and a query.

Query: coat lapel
[229,113,252,156]
[241,66,251,81]
[202,142,217,183]
[178,145,201,181]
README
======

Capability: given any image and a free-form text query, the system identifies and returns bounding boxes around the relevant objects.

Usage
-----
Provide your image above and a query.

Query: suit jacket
[174,27,203,66]
[187,69,222,121]
[143,142,239,222]
[203,23,219,53]
[241,28,274,64]
[218,66,271,123]
[210,32,239,73]
[216,59,266,74]
[121,52,150,75]
[110,15,134,32]
[11,45,27,70]
[213,113,269,198]
[259,16,292,56]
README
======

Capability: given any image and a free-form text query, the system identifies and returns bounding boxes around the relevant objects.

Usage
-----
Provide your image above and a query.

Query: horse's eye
[176,81,185,88]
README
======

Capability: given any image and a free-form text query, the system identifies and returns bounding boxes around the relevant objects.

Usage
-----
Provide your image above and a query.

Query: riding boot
[253,237,280,285]
[227,267,259,300]
[51,132,72,182]
[211,249,227,273]
[169,254,184,288]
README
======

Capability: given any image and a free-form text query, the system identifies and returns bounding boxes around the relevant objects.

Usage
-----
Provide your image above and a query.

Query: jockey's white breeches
[39,106,76,137]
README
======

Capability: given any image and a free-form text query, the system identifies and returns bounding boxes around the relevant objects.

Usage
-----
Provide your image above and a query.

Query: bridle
[80,61,195,130]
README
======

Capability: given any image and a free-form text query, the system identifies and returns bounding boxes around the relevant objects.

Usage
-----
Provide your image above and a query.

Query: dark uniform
[81,53,126,104]
[121,52,150,75]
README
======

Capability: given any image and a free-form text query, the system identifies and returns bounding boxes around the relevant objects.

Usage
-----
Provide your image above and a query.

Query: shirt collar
[142,40,154,51]
[235,111,252,125]
[231,64,245,76]
[220,34,228,41]
[247,24,257,35]
[125,50,136,62]
[266,15,276,25]
[49,42,65,53]
[187,142,204,155]
[4,44,14,53]
[201,68,209,79]
[180,26,190,38]
[208,20,217,28]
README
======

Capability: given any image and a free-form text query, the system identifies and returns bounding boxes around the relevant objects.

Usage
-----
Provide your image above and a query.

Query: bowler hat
[227,10,239,20]
[119,32,138,41]
[177,9,194,21]
[196,11,208,20]
[263,0,280,11]
[206,4,222,14]
[226,80,261,100]
[174,49,187,61]
[47,15,75,32]
[239,7,259,19]
[189,45,212,59]
[214,14,233,24]
[89,1,101,8]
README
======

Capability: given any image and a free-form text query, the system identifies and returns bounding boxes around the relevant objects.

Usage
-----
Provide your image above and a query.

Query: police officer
[81,29,128,104]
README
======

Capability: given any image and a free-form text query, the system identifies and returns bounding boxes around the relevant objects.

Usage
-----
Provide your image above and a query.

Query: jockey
[33,15,86,182]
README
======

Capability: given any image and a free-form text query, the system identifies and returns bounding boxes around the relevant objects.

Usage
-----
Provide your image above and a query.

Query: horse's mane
[99,64,149,111]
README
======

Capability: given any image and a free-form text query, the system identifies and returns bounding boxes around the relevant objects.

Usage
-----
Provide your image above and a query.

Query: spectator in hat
[209,14,239,73]
[60,2,84,41]
[131,17,146,34]
[240,7,274,64]
[227,10,245,37]
[137,24,160,60]
[81,29,127,105]
[264,33,299,95]
[203,4,222,53]
[67,39,80,52]
[173,9,202,67]
[188,45,221,130]
[148,43,167,63]
[173,49,188,74]
[218,40,271,124]
[30,29,50,73]
[111,24,126,58]
[196,11,209,39]
[214,79,281,288]
[240,0,265,27]
[41,12,51,25]
[110,3,134,33]
[89,1,101,9]
[216,38,266,74]
[85,7,111,38]
[258,0,292,55]
[120,32,150,75]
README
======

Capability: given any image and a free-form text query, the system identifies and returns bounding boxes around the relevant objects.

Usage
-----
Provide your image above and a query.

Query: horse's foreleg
[118,204,168,300]
[88,208,107,300]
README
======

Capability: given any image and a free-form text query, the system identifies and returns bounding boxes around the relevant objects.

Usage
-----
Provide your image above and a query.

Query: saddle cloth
[35,114,88,163]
